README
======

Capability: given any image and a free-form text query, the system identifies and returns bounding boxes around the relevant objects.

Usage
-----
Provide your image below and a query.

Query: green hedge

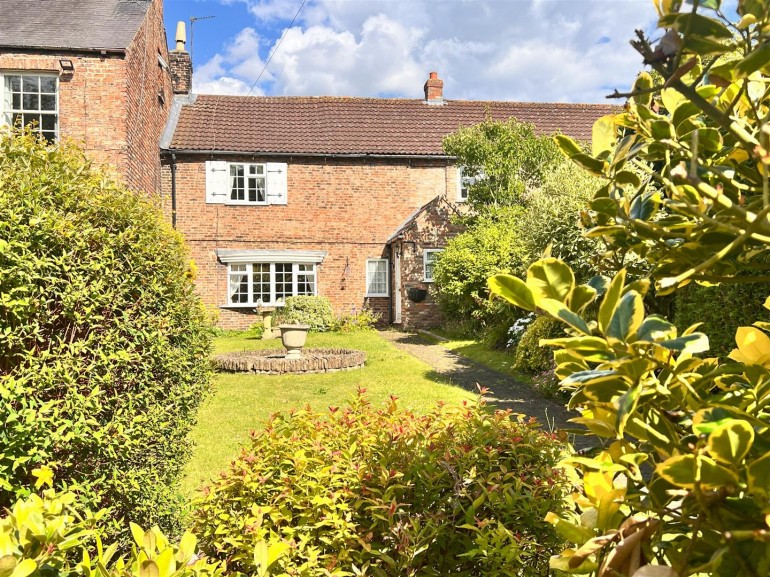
[276,295,335,331]
[192,394,569,576]
[673,281,770,358]
[0,130,211,542]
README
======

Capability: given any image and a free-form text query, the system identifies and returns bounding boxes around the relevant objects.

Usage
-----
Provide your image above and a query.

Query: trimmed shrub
[513,316,563,373]
[0,131,211,541]
[276,295,335,331]
[192,393,569,577]
[673,280,770,358]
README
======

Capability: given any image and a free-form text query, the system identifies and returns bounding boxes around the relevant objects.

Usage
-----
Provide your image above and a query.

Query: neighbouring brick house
[2,1,616,330]
[0,0,172,194]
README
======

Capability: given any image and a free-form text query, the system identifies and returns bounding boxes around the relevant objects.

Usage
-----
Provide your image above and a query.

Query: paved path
[379,330,593,449]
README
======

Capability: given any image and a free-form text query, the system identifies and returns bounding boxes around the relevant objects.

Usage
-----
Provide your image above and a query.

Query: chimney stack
[423,71,444,105]
[169,21,192,95]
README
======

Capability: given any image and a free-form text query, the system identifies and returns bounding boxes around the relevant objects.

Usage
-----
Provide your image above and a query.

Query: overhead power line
[246,0,308,97]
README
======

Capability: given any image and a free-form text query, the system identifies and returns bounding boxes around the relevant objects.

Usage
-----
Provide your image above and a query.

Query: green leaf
[527,258,575,303]
[130,523,145,548]
[615,171,641,188]
[656,455,739,489]
[570,153,607,176]
[708,420,754,465]
[592,115,617,157]
[488,274,536,311]
[9,560,35,577]
[665,12,733,39]
[748,451,770,498]
[538,298,591,335]
[617,382,642,436]
[599,270,626,334]
[545,512,595,545]
[554,134,583,158]
[658,333,709,354]
[606,291,644,342]
[139,561,159,577]
[568,285,598,313]
[636,315,676,342]
[629,192,657,221]
[0,557,17,577]
[735,43,770,78]
[683,35,733,56]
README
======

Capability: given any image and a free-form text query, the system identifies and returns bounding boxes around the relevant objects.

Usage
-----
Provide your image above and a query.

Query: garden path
[378,330,595,449]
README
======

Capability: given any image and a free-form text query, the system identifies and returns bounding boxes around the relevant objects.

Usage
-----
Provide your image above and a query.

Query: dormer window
[1,73,58,142]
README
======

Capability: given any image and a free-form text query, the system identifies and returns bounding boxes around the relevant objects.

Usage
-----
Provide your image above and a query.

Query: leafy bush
[488,3,770,574]
[513,316,563,374]
[517,162,604,280]
[674,280,769,358]
[192,392,569,577]
[1,488,233,577]
[330,306,380,331]
[0,130,211,541]
[275,295,335,331]
[433,207,529,329]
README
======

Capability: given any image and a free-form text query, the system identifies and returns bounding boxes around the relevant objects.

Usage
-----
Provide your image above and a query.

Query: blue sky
[161,0,682,103]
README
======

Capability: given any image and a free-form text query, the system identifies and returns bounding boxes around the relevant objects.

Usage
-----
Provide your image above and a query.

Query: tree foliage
[442,117,563,210]
[0,130,212,542]
[489,1,770,575]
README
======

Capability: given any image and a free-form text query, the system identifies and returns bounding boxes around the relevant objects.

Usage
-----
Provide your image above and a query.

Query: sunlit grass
[183,330,474,497]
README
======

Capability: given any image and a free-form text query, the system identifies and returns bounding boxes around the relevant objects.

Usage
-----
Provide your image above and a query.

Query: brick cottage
[1,0,617,330]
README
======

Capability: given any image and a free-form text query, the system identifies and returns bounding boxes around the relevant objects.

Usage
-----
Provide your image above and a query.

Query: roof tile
[170,95,620,156]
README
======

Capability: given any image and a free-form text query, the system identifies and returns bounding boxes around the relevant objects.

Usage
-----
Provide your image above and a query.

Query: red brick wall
[0,51,129,178]
[0,0,170,196]
[124,0,172,195]
[162,155,458,329]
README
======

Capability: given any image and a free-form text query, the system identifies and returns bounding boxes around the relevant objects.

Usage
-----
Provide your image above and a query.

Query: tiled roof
[169,95,619,156]
[0,0,151,52]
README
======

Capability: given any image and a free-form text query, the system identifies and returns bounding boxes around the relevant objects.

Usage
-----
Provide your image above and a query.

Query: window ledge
[365,293,388,298]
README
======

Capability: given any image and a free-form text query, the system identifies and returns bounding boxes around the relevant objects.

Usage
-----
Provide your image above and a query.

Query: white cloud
[197,0,659,102]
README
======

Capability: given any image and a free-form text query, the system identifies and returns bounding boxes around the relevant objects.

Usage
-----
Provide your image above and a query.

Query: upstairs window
[206,160,287,205]
[456,166,485,203]
[1,73,59,142]
[229,163,266,204]
[423,249,443,282]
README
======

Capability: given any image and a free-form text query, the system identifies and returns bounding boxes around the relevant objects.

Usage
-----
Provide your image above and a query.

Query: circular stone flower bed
[214,348,366,375]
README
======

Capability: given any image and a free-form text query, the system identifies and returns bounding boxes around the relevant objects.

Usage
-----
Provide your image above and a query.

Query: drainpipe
[170,153,178,228]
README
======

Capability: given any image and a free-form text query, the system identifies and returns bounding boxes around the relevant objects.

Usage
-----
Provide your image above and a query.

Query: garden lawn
[182,330,474,496]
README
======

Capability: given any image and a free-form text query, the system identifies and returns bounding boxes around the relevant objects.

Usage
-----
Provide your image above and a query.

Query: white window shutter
[205,160,228,204]
[456,165,465,202]
[266,162,288,205]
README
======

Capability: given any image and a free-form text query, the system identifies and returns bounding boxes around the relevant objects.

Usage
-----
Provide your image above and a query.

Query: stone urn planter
[279,324,310,358]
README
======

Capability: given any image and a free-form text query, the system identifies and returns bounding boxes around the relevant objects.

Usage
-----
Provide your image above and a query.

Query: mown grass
[182,330,474,496]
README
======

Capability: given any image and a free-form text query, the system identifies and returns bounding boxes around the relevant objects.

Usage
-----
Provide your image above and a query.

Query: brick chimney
[169,21,192,94]
[423,71,444,105]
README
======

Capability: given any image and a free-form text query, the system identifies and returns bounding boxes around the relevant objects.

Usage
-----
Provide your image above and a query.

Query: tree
[442,117,563,210]
[489,1,770,575]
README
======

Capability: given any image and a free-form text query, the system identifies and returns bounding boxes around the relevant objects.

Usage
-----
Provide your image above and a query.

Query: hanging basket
[407,288,428,303]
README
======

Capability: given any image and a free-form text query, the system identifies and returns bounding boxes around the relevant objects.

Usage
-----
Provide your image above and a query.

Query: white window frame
[456,166,485,203]
[366,259,389,297]
[225,262,317,307]
[227,162,267,205]
[1,72,59,142]
[423,249,443,282]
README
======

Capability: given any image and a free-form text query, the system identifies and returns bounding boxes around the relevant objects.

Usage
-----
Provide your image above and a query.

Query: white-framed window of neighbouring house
[205,160,287,205]
[1,72,59,142]
[423,249,443,282]
[366,259,389,297]
[227,262,317,306]
[456,166,485,203]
